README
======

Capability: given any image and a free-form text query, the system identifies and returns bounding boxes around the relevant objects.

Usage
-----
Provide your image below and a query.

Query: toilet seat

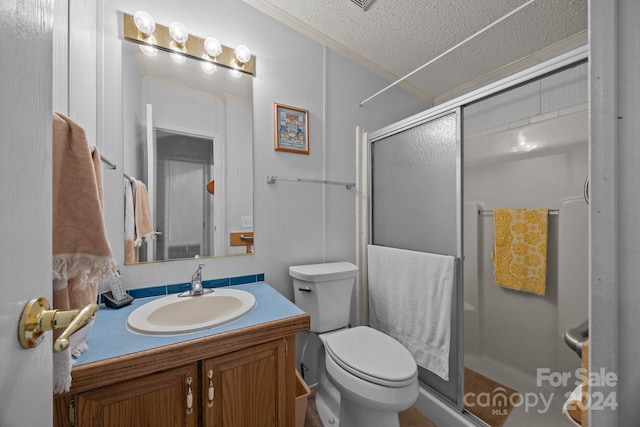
[324,326,417,388]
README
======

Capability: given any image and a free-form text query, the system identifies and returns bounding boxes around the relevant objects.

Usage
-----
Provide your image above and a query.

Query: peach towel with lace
[492,208,548,296]
[52,112,117,394]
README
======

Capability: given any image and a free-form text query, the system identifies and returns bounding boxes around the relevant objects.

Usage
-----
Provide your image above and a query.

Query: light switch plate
[241,216,253,228]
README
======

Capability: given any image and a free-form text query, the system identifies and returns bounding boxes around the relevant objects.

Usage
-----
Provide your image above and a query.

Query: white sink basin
[127,289,256,335]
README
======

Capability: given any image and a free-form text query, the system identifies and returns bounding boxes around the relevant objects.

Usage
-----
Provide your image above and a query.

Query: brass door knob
[18,297,98,351]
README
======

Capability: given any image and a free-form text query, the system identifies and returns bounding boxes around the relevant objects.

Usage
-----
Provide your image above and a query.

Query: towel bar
[100,154,116,169]
[100,154,137,183]
[478,209,559,216]
[267,175,355,190]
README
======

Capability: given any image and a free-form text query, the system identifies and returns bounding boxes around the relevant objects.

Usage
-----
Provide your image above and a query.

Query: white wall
[121,42,145,180]
[147,80,223,138]
[226,97,254,255]
[86,0,431,300]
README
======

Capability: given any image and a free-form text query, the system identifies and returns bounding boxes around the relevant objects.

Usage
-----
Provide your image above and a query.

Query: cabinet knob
[207,369,214,407]
[186,376,193,414]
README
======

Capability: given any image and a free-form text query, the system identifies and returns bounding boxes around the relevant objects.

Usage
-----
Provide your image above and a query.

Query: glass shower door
[369,108,463,408]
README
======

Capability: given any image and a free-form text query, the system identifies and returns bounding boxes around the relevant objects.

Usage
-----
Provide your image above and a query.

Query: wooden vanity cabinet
[202,339,287,427]
[54,315,308,427]
[75,363,198,427]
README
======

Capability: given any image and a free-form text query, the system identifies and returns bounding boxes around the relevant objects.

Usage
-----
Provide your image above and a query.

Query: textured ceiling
[246,0,588,103]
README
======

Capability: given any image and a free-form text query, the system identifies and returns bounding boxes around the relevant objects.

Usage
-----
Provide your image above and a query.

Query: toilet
[290,262,419,427]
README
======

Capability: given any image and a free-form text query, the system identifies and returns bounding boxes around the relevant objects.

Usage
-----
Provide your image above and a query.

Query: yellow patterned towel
[492,208,548,295]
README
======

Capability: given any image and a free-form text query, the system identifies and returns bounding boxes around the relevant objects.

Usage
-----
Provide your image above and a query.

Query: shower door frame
[364,44,589,418]
[368,106,464,409]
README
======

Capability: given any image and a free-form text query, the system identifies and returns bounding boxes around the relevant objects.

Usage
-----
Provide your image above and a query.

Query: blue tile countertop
[76,282,305,366]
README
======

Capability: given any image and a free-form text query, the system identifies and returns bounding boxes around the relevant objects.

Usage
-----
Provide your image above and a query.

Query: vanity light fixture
[169,21,189,46]
[133,11,156,36]
[234,45,252,64]
[204,37,223,58]
[123,12,255,76]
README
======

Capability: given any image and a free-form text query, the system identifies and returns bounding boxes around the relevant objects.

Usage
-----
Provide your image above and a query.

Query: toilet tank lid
[289,262,357,282]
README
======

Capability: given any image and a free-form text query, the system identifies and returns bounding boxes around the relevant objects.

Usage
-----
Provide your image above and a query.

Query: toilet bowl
[321,326,418,427]
[290,262,419,427]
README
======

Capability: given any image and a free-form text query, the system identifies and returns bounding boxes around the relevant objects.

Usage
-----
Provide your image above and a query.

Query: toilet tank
[289,262,358,333]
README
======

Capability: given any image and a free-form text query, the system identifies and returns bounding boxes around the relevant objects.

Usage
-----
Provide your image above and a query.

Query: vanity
[51,7,311,426]
[53,283,310,427]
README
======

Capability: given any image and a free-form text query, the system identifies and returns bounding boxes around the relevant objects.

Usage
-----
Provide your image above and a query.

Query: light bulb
[234,45,251,64]
[169,22,188,45]
[133,11,156,36]
[204,37,222,58]
[201,61,217,74]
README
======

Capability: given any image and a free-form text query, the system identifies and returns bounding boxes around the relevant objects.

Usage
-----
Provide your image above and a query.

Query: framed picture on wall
[274,103,309,154]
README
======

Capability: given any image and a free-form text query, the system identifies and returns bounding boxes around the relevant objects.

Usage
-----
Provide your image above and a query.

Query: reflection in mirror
[155,131,213,261]
[122,40,254,264]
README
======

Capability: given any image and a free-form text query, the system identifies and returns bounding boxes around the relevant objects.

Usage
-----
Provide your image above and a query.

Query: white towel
[124,178,135,241]
[124,179,137,263]
[367,244,455,381]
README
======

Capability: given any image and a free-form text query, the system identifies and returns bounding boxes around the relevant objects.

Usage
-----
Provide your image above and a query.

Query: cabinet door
[54,394,73,427]
[76,363,198,427]
[203,339,287,427]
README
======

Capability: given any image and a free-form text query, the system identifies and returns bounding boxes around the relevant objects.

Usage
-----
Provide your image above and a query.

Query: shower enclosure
[362,47,588,427]
[463,69,588,426]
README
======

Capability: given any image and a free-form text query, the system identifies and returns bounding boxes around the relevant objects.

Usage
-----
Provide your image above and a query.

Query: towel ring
[583,175,590,205]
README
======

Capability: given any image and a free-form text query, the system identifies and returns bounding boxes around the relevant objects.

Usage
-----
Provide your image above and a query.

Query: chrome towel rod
[267,175,355,190]
[100,154,135,183]
[100,154,116,169]
[478,209,559,216]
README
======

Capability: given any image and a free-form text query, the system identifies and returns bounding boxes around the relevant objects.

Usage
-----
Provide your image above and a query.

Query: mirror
[121,40,254,264]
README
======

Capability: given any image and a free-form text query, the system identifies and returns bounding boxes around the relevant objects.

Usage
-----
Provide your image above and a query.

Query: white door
[167,160,206,257]
[0,0,54,425]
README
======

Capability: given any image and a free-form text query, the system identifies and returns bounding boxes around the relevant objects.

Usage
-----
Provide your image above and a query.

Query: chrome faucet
[179,264,213,297]
[191,263,205,295]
